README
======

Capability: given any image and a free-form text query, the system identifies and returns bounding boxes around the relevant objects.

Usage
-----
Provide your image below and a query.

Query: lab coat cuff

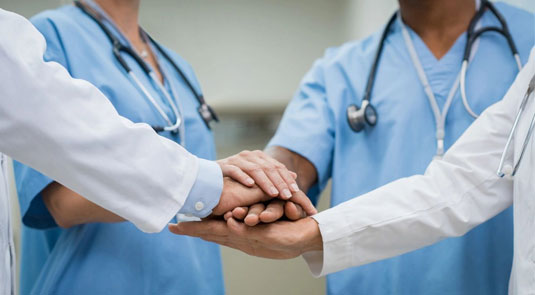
[302,212,357,277]
[178,158,223,218]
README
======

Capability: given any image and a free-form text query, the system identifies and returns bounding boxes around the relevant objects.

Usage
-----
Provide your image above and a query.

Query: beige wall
[5,0,532,294]
[0,1,393,294]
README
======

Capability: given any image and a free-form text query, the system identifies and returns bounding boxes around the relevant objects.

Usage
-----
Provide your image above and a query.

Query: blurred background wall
[1,0,532,294]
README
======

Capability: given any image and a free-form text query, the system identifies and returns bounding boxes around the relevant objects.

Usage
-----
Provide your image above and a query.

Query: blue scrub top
[14,4,223,295]
[269,3,534,295]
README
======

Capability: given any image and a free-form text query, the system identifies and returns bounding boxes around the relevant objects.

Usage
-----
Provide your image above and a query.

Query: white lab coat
[0,9,212,294]
[305,47,535,294]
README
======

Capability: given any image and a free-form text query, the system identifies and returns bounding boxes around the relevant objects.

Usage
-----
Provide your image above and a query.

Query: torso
[19,5,223,294]
[277,3,533,295]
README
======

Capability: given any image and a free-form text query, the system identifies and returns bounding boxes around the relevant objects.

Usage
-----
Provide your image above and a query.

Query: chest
[324,35,525,200]
[53,27,215,158]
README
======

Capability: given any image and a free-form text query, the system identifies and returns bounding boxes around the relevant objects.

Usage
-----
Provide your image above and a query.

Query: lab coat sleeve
[303,47,535,277]
[0,9,222,233]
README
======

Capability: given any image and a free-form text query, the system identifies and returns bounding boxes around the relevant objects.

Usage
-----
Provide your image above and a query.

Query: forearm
[42,182,125,228]
[264,146,318,193]
[304,60,535,276]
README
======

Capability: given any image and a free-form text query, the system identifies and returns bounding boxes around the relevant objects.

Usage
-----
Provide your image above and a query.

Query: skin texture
[42,2,317,229]
[187,0,483,258]
[399,0,476,59]
[169,217,323,259]
[43,175,316,228]
[93,0,165,82]
[42,182,124,228]
[218,150,300,199]
[226,0,480,224]
[227,147,318,224]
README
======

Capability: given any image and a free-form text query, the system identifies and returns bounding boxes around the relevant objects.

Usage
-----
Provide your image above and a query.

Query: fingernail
[270,187,279,195]
[282,189,292,199]
[246,178,255,185]
[291,183,300,192]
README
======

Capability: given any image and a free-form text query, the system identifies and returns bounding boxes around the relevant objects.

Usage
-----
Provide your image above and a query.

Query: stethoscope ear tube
[112,45,131,72]
[76,0,219,133]
[148,37,219,128]
[346,12,397,133]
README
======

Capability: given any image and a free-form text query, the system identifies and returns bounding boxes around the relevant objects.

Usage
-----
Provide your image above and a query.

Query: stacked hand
[169,150,323,259]
[213,150,316,221]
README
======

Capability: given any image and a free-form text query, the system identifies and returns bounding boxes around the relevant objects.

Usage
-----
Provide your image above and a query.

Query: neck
[399,0,476,59]
[92,0,140,39]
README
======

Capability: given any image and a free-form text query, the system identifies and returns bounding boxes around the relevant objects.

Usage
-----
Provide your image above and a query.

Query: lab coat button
[195,202,204,211]
[503,164,513,176]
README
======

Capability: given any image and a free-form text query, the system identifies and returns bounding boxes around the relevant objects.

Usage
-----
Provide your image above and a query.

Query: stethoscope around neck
[347,0,521,158]
[74,1,219,135]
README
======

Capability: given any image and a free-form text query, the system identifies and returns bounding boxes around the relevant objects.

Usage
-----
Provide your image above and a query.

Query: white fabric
[305,47,535,294]
[0,154,13,295]
[0,8,211,293]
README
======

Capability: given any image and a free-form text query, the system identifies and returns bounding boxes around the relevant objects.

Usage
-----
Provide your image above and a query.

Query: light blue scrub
[269,3,534,295]
[14,3,223,295]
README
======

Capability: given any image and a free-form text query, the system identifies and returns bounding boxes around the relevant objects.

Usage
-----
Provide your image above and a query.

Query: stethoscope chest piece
[198,103,219,129]
[347,100,378,132]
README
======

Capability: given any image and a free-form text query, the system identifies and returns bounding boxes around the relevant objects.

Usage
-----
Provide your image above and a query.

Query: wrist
[178,159,223,218]
[300,217,323,254]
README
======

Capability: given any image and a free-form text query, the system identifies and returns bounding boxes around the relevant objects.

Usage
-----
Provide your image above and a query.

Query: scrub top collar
[84,0,139,54]
[82,0,172,88]
[394,0,482,157]
[83,0,169,79]
[82,0,187,144]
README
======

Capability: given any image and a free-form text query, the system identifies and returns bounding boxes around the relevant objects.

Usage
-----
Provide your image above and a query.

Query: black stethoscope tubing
[74,1,219,132]
[348,0,520,133]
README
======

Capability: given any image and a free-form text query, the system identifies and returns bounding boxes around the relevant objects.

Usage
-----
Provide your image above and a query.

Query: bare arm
[264,146,318,193]
[42,182,124,228]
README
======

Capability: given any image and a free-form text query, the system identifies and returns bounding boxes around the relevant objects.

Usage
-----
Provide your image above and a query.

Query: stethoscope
[497,74,535,178]
[347,0,521,158]
[74,1,219,135]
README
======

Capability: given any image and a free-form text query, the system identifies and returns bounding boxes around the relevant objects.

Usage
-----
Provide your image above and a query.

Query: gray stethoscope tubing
[400,18,461,158]
[76,1,182,133]
[75,0,219,136]
[128,71,181,132]
[497,74,535,178]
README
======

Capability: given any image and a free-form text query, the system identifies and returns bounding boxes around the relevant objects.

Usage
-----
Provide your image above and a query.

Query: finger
[220,164,255,187]
[244,203,265,226]
[284,202,306,221]
[259,153,300,194]
[263,167,293,200]
[290,171,298,179]
[259,200,284,223]
[286,191,317,216]
[232,207,249,220]
[244,163,279,197]
[229,156,280,197]
[168,220,228,237]
[227,217,249,236]
[224,211,233,221]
